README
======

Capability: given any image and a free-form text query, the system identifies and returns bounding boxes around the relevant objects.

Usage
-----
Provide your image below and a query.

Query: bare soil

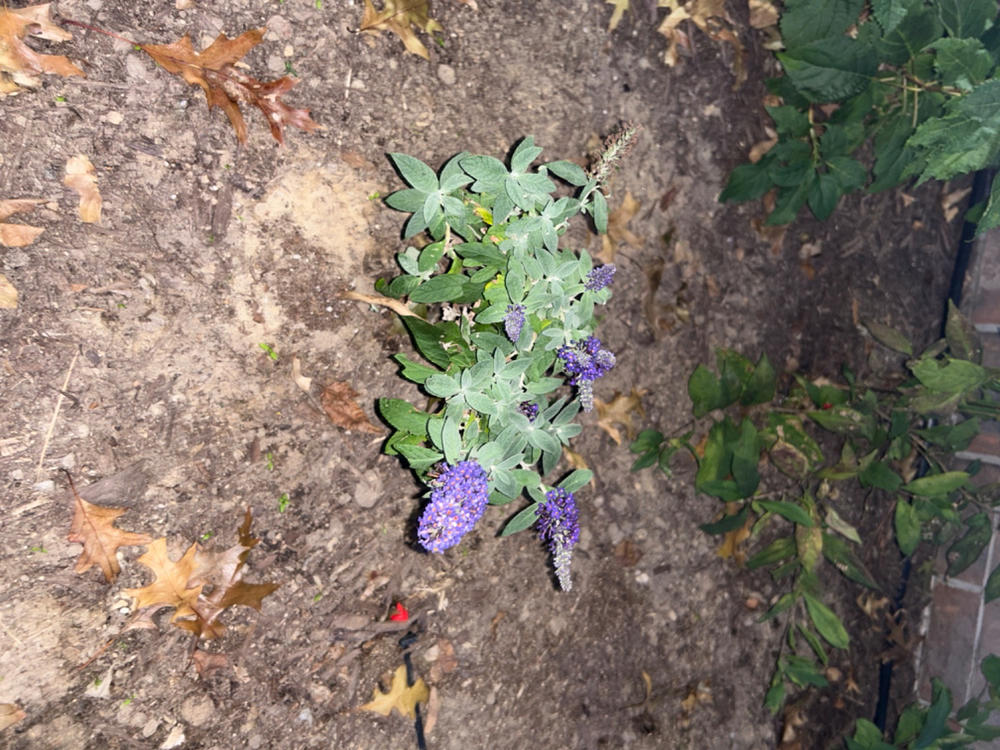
[1,1,959,748]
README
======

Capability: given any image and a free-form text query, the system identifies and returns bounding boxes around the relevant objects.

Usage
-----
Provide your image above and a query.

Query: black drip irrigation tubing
[872,167,995,731]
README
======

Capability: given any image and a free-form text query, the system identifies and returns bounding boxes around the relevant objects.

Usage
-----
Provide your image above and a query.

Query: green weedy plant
[847,654,1000,747]
[370,128,636,589]
[719,0,1000,229]
[631,302,1000,711]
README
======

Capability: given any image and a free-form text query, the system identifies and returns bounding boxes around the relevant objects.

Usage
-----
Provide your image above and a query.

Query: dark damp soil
[0,1,958,748]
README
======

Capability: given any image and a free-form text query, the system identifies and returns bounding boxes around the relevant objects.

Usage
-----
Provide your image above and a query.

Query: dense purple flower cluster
[556,336,616,411]
[417,460,489,553]
[584,263,616,291]
[518,400,539,422]
[536,487,580,591]
[504,304,526,342]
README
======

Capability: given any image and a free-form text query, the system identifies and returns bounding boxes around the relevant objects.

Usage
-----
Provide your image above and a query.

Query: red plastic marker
[389,602,409,622]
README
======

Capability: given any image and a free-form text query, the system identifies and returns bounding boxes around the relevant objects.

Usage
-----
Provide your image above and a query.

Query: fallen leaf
[607,0,629,31]
[0,703,25,732]
[613,538,643,567]
[423,686,440,734]
[361,664,429,719]
[0,198,45,247]
[716,503,752,563]
[64,155,101,223]
[657,0,746,87]
[141,30,320,144]
[941,186,971,223]
[342,289,419,318]
[360,0,443,60]
[0,274,17,309]
[127,508,279,640]
[321,381,384,434]
[67,476,153,583]
[748,0,779,28]
[752,191,787,255]
[599,191,641,264]
[0,4,84,93]
[192,649,230,679]
[594,388,646,445]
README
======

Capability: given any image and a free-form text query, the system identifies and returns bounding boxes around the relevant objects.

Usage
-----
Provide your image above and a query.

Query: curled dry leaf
[0,198,45,247]
[598,191,641,264]
[67,476,153,583]
[342,289,418,318]
[321,381,384,434]
[64,155,101,223]
[360,0,443,61]
[607,0,629,31]
[141,29,320,144]
[0,3,84,93]
[594,388,646,445]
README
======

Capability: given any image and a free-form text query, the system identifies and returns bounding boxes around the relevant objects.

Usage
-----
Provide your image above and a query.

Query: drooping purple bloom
[536,487,580,591]
[585,264,616,291]
[417,460,489,553]
[518,401,539,422]
[504,304,526,343]
[556,336,616,411]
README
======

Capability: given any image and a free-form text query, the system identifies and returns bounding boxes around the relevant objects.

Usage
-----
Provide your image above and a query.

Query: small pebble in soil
[437,64,456,85]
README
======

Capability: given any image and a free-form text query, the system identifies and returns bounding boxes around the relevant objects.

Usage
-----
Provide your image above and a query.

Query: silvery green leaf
[526,377,562,395]
[523,256,543,280]
[591,190,608,233]
[427,417,445,450]
[492,194,515,224]
[510,137,543,173]
[537,248,557,275]
[517,172,557,196]
[493,468,521,498]
[499,357,534,379]
[506,258,526,302]
[425,374,460,398]
[467,359,494,389]
[385,188,427,213]
[471,331,513,355]
[542,447,559,476]
[475,441,504,468]
[543,160,588,186]
[441,172,472,193]
[465,390,496,415]
[475,304,506,325]
[526,485,548,504]
[390,153,439,193]
[555,423,582,441]
[460,154,508,192]
[442,415,462,464]
[442,195,466,217]
[560,469,593,492]
[422,191,442,226]
[505,174,533,211]
[397,248,419,276]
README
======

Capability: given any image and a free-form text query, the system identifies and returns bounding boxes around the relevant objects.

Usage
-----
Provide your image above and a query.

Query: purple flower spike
[556,336,616,411]
[504,304,526,343]
[585,264,616,291]
[536,487,580,591]
[518,401,539,422]
[417,460,489,553]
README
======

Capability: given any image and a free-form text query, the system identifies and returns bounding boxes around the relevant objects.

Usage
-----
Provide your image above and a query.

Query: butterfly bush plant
[372,128,635,590]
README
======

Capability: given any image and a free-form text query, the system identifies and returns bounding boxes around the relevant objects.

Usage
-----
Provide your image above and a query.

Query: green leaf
[378,398,430,436]
[543,160,588,186]
[945,299,982,362]
[903,471,969,496]
[777,37,879,102]
[911,357,989,392]
[394,353,440,385]
[500,503,539,536]
[807,171,841,220]
[424,374,461,398]
[718,161,773,203]
[394,442,443,471]
[460,154,508,192]
[764,676,786,715]
[936,0,996,38]
[409,275,465,304]
[766,174,814,225]
[864,320,913,354]
[402,317,452,370]
[934,38,996,92]
[384,187,427,213]
[915,679,952,748]
[784,654,830,687]
[767,105,811,137]
[947,512,992,576]
[389,153,438,193]
[895,499,922,555]
[732,420,761,496]
[700,504,750,535]
[746,536,796,570]
[823,532,880,589]
[688,364,726,417]
[780,0,863,50]
[981,654,1000,688]
[510,136,543,173]
[742,354,777,406]
[758,500,815,527]
[859,460,903,491]
[872,0,920,35]
[827,155,868,192]
[803,593,850,649]
[630,429,664,455]
[877,3,942,65]
[592,190,608,234]
[560,469,593,493]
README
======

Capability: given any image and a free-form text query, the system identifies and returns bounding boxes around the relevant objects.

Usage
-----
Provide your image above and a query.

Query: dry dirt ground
[0,1,961,748]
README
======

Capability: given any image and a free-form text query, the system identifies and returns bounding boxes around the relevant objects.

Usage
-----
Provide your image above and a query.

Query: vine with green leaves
[719,0,1000,229]
[631,302,1000,733]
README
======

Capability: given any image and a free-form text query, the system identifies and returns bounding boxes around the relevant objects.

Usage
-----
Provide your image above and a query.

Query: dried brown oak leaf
[598,191,641,264]
[68,489,153,584]
[0,198,45,247]
[361,664,429,719]
[361,0,443,61]
[657,0,746,87]
[321,381,384,434]
[141,29,319,144]
[64,155,101,223]
[594,388,646,446]
[125,508,278,640]
[0,3,84,94]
